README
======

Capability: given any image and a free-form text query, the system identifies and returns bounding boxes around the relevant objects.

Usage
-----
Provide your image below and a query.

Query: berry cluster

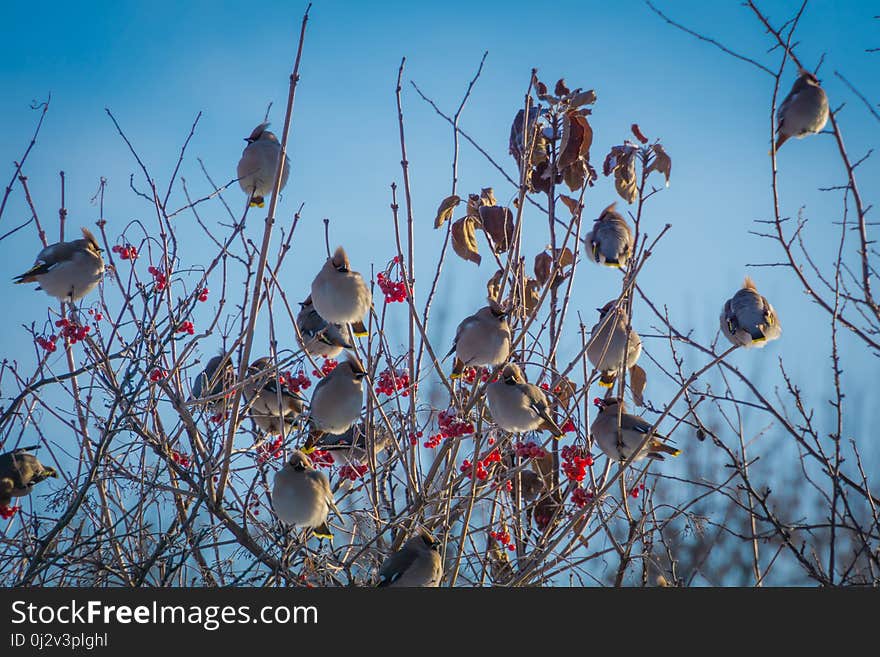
[489,528,516,552]
[311,358,338,378]
[460,449,502,481]
[170,450,190,468]
[149,368,166,382]
[438,410,474,437]
[86,308,104,322]
[338,464,369,481]
[196,287,209,302]
[514,441,548,459]
[560,419,576,433]
[408,431,424,446]
[377,271,407,303]
[561,445,594,483]
[247,494,262,517]
[257,436,284,465]
[147,266,168,292]
[176,321,195,335]
[55,318,90,344]
[495,478,514,493]
[630,482,647,498]
[0,505,20,520]
[36,334,58,353]
[111,243,138,260]
[376,368,410,396]
[571,487,594,508]
[461,367,492,385]
[209,411,227,424]
[309,450,334,468]
[279,370,311,394]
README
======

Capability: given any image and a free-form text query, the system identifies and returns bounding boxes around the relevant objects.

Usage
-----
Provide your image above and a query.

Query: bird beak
[336,266,349,273]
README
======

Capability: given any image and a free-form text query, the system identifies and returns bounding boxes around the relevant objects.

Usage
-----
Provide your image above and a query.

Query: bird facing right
[271,450,338,539]
[237,122,291,207]
[310,246,371,337]
[308,358,366,436]
[446,301,511,379]
[587,301,642,388]
[191,354,235,417]
[0,446,58,508]
[774,69,829,151]
[242,357,305,435]
[720,277,781,348]
[377,529,443,587]
[591,397,681,463]
[486,363,563,437]
[584,203,634,269]
[296,295,353,358]
[13,227,105,303]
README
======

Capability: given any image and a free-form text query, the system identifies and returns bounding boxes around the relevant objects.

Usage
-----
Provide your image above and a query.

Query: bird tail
[249,195,265,208]
[13,263,50,283]
[598,371,617,388]
[539,419,564,439]
[450,357,465,379]
[34,467,58,482]
[650,440,681,457]
[771,133,790,153]
[301,429,325,454]
[312,522,334,540]
[350,320,368,337]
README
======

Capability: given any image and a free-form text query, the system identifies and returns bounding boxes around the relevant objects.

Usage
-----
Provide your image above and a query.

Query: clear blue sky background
[1,2,878,501]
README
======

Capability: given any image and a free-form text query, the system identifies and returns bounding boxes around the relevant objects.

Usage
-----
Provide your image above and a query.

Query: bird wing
[523,385,563,434]
[377,548,417,586]
[445,314,478,359]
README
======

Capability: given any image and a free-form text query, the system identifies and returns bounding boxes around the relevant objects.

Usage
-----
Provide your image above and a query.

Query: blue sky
[1,1,878,491]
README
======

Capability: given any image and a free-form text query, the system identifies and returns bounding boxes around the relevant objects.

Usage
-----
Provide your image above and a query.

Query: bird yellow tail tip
[671,449,682,457]
[353,331,368,338]
[301,445,316,455]
[598,380,614,389]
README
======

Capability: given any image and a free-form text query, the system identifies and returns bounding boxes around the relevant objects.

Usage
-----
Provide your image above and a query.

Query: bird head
[594,396,623,413]
[487,299,510,320]
[287,450,311,472]
[500,363,525,385]
[331,246,351,273]
[798,69,820,86]
[596,300,618,319]
[597,202,619,222]
[81,227,102,254]
[299,295,314,308]
[345,359,367,381]
[244,122,270,143]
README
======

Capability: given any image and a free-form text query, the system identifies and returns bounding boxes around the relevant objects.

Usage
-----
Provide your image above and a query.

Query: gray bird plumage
[377,529,443,587]
[237,122,291,207]
[584,203,633,268]
[486,363,563,436]
[308,359,366,436]
[591,398,681,462]
[447,303,511,378]
[191,354,235,416]
[775,70,829,151]
[587,301,642,388]
[242,357,306,435]
[296,296,353,358]
[310,246,371,336]
[304,422,390,466]
[13,228,105,302]
[720,277,781,348]
[0,446,58,507]
[271,450,338,539]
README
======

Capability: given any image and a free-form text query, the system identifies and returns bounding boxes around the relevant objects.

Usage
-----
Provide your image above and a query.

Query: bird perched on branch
[242,357,305,435]
[310,246,371,337]
[0,446,58,508]
[308,358,366,439]
[296,296,353,358]
[446,302,511,379]
[591,397,680,462]
[720,277,781,348]
[237,122,290,208]
[487,363,563,437]
[13,227,104,303]
[303,422,390,466]
[774,69,829,151]
[191,354,235,417]
[271,450,338,539]
[377,528,443,587]
[587,301,642,388]
[584,203,633,268]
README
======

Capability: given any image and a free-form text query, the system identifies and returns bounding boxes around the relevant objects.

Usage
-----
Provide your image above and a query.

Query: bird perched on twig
[191,354,235,417]
[237,122,290,207]
[0,446,58,508]
[720,277,781,348]
[584,203,633,269]
[308,358,366,440]
[242,357,305,435]
[377,528,443,587]
[271,450,338,539]
[591,397,680,462]
[296,296,353,358]
[13,228,104,303]
[446,302,511,379]
[774,69,829,151]
[587,301,642,388]
[487,363,563,437]
[310,246,371,337]
[303,422,390,466]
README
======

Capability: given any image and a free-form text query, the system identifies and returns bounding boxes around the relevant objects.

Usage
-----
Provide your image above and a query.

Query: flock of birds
[0,69,825,585]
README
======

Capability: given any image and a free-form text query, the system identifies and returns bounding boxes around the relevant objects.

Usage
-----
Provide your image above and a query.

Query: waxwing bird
[721,277,781,348]
[584,203,633,268]
[487,363,564,437]
[237,122,291,207]
[242,357,306,435]
[308,358,366,437]
[377,529,443,587]
[591,397,680,462]
[271,450,338,539]
[296,295,353,358]
[588,301,642,388]
[310,246,371,337]
[13,227,104,302]
[0,446,58,508]
[774,70,829,151]
[446,302,511,379]
[191,354,235,416]
[303,422,391,466]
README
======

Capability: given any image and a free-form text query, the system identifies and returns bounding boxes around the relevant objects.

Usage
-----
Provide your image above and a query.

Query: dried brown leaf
[563,158,588,192]
[555,78,570,97]
[534,252,552,286]
[631,123,649,144]
[480,187,497,207]
[558,112,593,171]
[559,195,581,215]
[486,269,504,301]
[451,217,481,265]
[630,364,647,407]
[647,143,672,187]
[524,278,542,314]
[433,195,460,229]
[479,205,515,253]
[570,89,597,108]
